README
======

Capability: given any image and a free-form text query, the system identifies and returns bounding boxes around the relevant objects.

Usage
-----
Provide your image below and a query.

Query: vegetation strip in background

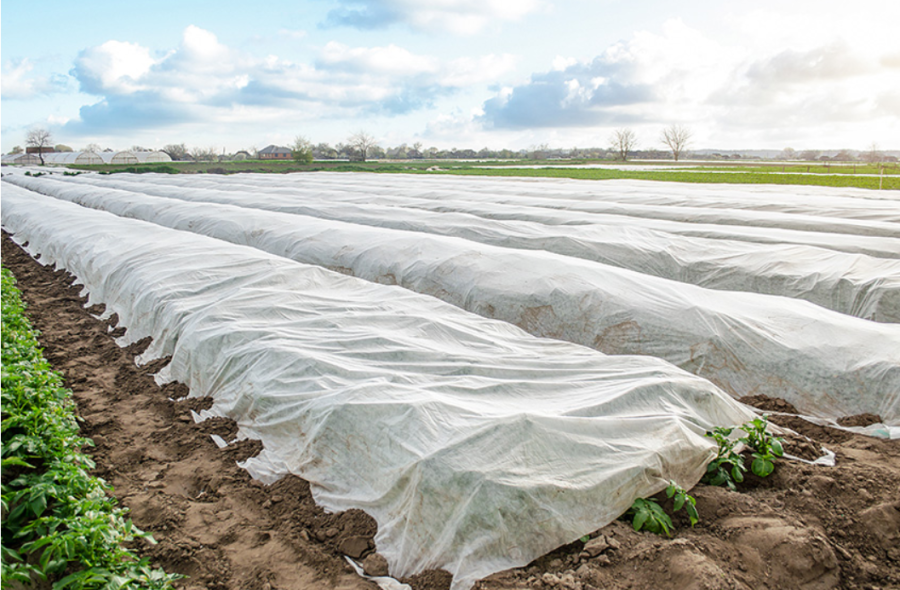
[67,159,900,190]
[1,266,180,589]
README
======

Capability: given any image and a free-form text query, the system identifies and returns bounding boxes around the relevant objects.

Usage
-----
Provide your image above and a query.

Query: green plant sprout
[626,497,674,537]
[666,481,699,527]
[701,426,747,491]
[740,415,784,477]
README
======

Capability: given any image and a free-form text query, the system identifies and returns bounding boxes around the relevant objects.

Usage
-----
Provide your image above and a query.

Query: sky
[2,0,899,154]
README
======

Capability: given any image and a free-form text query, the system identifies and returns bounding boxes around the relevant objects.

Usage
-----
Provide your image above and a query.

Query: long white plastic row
[38,173,900,322]
[74,172,900,257]
[6,174,899,430]
[1,183,757,590]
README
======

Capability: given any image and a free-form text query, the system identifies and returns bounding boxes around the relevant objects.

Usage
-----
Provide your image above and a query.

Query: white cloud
[323,0,544,35]
[72,40,155,95]
[62,25,517,138]
[1,59,69,99]
[318,42,439,76]
[479,17,900,147]
[278,28,308,40]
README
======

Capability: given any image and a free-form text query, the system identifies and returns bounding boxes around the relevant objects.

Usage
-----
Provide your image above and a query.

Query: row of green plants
[441,166,900,190]
[621,415,784,537]
[1,267,180,589]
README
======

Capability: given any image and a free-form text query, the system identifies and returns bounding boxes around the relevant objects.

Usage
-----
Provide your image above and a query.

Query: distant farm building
[3,150,172,166]
[98,151,140,165]
[1,153,42,165]
[259,145,292,160]
[42,151,105,165]
[134,151,173,163]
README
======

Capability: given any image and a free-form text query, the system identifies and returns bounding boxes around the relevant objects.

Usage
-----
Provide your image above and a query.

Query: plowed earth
[3,232,899,590]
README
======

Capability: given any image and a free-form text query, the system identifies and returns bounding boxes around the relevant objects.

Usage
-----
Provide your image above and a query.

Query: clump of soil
[3,232,899,590]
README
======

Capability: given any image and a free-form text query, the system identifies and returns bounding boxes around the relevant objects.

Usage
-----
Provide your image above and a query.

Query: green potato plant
[1,267,181,589]
[701,426,747,491]
[665,481,699,527]
[740,415,784,477]
[627,497,674,537]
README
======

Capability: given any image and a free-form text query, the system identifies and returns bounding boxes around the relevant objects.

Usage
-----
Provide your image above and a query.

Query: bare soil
[3,232,899,590]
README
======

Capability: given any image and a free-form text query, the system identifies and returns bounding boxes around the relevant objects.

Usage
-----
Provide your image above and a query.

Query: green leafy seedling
[701,426,746,491]
[740,415,784,478]
[627,497,673,537]
[665,481,699,527]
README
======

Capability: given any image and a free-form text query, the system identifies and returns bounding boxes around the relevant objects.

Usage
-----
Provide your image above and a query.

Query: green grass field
[63,159,900,190]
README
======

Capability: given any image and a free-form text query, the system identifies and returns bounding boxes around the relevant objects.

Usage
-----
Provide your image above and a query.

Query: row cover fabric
[34,173,900,322]
[7,175,899,431]
[0,184,758,589]
[75,172,900,259]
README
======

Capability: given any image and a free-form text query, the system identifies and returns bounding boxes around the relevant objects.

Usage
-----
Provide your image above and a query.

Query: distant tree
[291,135,314,164]
[26,127,53,165]
[411,142,423,159]
[314,142,337,159]
[781,147,796,160]
[610,128,638,161]
[162,143,189,161]
[54,144,74,152]
[9,146,23,154]
[131,145,151,152]
[387,143,409,159]
[189,146,217,162]
[660,124,692,162]
[348,131,377,162]
[83,143,102,153]
[528,143,550,160]
[862,143,882,164]
[799,149,820,161]
[833,150,855,162]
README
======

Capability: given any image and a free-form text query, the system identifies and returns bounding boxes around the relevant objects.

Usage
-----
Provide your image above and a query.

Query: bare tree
[609,128,638,161]
[799,149,820,161]
[348,131,377,162]
[26,127,54,165]
[83,143,102,153]
[189,146,217,162]
[660,124,692,162]
[162,143,188,161]
[862,142,882,164]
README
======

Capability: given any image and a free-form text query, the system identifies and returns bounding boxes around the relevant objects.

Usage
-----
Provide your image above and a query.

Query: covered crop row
[76,172,900,257]
[5,177,899,432]
[32,173,900,322]
[0,186,758,589]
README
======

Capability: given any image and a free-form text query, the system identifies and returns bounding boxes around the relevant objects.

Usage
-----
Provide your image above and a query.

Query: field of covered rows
[2,169,899,590]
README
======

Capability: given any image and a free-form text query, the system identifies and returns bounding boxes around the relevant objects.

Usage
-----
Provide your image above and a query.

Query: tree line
[8,126,894,165]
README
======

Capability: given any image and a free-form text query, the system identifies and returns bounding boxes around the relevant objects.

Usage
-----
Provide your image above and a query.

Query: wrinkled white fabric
[17,173,899,322]
[63,171,900,258]
[4,176,899,429]
[1,186,757,589]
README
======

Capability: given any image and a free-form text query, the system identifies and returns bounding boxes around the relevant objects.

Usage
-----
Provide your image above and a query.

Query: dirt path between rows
[3,231,899,590]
